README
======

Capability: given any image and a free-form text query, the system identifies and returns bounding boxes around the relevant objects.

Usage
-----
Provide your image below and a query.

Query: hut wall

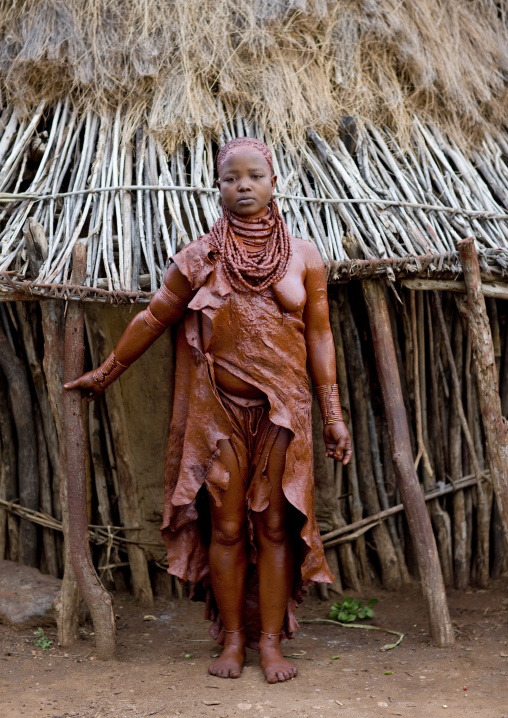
[1,286,507,595]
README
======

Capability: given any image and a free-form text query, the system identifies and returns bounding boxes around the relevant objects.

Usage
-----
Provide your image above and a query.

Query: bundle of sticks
[0,102,508,298]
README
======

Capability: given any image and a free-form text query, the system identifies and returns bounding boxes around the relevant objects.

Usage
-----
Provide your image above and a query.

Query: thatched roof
[1,2,508,301]
[0,101,508,302]
[1,1,508,148]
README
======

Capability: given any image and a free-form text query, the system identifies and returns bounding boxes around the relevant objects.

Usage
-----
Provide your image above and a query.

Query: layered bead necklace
[210,202,292,293]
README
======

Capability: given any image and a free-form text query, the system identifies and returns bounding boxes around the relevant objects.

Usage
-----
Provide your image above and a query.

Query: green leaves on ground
[329,596,378,623]
[33,628,53,651]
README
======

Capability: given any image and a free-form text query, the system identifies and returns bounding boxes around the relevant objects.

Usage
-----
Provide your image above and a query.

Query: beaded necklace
[209,202,292,293]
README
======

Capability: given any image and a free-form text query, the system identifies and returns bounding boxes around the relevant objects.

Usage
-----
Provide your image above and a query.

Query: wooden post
[23,219,79,644]
[361,280,454,646]
[456,237,508,544]
[63,240,116,659]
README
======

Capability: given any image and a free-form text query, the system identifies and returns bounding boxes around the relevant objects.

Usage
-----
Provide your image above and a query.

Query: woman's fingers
[325,448,344,462]
[342,447,352,466]
[64,372,103,402]
[325,438,352,465]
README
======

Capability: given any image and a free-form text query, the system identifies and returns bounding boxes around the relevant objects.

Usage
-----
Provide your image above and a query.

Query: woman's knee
[256,512,288,545]
[211,519,246,547]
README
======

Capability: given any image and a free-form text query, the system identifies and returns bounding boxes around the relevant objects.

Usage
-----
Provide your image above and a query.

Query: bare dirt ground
[1,580,508,718]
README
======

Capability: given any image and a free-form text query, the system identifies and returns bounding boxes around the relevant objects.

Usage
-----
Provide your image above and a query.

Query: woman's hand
[323,421,352,465]
[64,371,104,403]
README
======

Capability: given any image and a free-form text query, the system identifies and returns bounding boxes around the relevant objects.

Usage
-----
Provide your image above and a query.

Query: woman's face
[217,151,276,217]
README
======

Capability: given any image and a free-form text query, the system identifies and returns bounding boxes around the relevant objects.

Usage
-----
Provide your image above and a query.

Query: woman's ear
[271,174,277,191]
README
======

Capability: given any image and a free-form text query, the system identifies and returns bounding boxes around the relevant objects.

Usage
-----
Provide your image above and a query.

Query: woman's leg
[208,438,248,678]
[253,428,298,683]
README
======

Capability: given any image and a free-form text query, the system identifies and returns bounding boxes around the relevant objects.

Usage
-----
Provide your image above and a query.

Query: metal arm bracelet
[92,352,129,391]
[316,383,344,425]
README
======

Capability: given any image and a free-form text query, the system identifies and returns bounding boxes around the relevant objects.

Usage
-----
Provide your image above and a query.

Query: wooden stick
[53,303,81,642]
[35,405,58,577]
[492,322,508,578]
[340,296,402,590]
[416,291,453,586]
[0,376,17,561]
[449,314,468,589]
[63,240,116,659]
[122,143,133,291]
[358,275,454,646]
[456,236,508,545]
[433,291,482,478]
[0,305,39,566]
[328,293,362,591]
[410,292,444,580]
[402,278,508,300]
[409,291,433,476]
[321,474,483,547]
[0,382,8,560]
[426,293,446,484]
[467,347,493,585]
[15,302,60,503]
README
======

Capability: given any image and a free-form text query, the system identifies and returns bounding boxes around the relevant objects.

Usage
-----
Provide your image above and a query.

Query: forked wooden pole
[456,237,508,545]
[24,218,80,645]
[360,279,454,646]
[63,240,116,659]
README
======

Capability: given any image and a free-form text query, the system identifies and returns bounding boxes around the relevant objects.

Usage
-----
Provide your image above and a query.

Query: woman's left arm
[302,243,352,465]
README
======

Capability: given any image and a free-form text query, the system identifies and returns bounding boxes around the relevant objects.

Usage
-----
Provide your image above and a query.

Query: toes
[209,657,243,679]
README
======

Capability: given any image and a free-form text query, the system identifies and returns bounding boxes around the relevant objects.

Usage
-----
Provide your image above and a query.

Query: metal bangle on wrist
[92,352,129,391]
[316,383,343,425]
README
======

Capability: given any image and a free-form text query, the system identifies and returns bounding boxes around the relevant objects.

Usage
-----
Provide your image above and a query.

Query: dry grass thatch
[2,101,508,299]
[0,1,507,148]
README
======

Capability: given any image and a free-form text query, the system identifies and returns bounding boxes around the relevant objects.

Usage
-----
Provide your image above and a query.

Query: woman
[65,137,351,683]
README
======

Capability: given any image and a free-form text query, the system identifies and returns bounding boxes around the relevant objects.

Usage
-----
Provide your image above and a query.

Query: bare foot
[208,630,246,679]
[259,633,297,683]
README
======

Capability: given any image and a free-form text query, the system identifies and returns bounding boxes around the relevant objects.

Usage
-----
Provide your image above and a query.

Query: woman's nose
[238,178,252,191]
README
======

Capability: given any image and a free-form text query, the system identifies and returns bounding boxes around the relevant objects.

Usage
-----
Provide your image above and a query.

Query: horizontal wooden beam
[322,474,484,548]
[402,278,508,300]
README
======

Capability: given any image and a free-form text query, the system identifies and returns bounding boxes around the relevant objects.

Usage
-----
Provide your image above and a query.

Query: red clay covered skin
[65,138,352,683]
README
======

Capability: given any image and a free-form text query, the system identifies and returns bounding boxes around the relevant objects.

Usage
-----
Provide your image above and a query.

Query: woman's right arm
[64,263,193,401]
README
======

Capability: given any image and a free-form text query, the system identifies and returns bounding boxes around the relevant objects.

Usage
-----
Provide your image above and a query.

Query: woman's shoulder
[171,234,220,290]
[291,235,325,269]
